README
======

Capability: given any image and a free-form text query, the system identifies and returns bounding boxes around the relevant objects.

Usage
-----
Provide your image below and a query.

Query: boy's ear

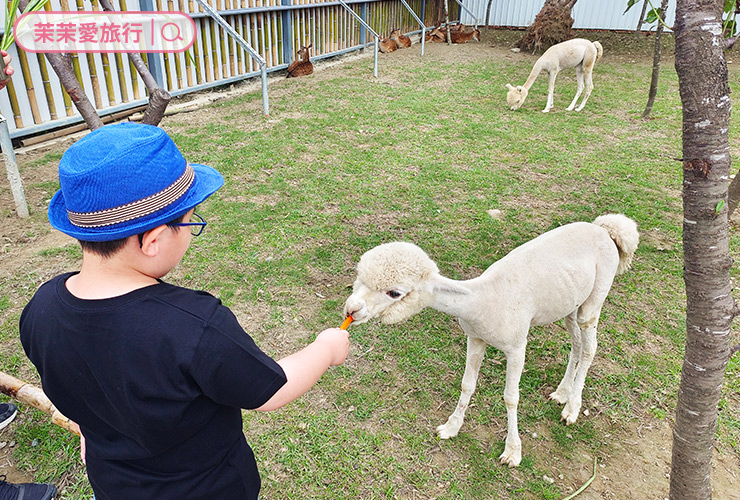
[139,225,169,257]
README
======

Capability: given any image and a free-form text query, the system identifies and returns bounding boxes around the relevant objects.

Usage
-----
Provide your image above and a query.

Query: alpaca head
[298,44,312,61]
[344,242,439,325]
[506,83,528,110]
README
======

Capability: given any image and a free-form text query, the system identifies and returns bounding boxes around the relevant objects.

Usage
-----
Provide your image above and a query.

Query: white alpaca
[343,214,638,467]
[506,38,603,113]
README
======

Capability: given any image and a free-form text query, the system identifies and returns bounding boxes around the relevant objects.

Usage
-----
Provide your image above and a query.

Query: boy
[19,122,350,500]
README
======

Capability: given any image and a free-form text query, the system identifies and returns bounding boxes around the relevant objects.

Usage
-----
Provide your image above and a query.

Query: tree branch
[98,0,171,124]
[18,0,104,130]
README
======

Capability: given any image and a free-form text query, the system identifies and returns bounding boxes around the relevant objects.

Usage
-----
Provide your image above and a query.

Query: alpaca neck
[522,61,544,90]
[429,275,484,322]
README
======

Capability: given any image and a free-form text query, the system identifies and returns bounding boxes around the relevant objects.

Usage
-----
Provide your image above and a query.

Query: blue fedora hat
[48,122,224,242]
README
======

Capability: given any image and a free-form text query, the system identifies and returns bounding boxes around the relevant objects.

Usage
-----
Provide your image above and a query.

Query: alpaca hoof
[541,109,550,113]
[499,446,522,467]
[560,405,580,425]
[549,390,569,405]
[436,423,460,440]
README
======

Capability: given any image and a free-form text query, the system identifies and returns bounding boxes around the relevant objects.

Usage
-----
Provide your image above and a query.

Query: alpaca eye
[386,290,402,299]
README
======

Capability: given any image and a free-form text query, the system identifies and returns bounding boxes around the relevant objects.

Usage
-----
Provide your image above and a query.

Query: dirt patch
[0,433,34,484]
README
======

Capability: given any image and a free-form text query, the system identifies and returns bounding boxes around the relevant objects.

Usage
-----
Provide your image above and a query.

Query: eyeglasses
[172,213,207,236]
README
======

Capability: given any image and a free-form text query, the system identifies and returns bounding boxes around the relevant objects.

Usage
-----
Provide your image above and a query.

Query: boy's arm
[256,327,349,412]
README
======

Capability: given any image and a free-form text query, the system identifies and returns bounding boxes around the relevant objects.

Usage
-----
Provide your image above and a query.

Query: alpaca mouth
[343,306,371,325]
[348,314,370,325]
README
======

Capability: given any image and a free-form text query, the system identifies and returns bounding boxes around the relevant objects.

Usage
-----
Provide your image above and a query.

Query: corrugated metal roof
[461,0,676,32]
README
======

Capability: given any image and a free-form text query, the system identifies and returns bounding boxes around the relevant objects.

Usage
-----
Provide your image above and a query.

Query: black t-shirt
[20,272,287,500]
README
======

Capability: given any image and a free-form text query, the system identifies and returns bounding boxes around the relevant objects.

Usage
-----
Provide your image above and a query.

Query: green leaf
[725,0,737,15]
[624,0,642,15]
[645,8,661,24]
[1,0,49,52]
[716,200,726,214]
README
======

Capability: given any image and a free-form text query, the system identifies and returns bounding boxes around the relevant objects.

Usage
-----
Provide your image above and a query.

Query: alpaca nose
[343,297,364,318]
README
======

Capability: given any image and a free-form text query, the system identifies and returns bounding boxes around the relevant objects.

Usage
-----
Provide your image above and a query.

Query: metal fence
[2,0,457,140]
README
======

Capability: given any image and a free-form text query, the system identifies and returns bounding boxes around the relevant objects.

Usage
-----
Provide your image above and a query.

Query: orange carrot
[339,315,353,330]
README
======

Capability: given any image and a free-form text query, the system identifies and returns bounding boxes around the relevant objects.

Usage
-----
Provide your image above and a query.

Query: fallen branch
[0,371,80,436]
[561,456,597,500]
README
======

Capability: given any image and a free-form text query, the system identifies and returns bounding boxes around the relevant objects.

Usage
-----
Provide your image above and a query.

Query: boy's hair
[79,213,187,258]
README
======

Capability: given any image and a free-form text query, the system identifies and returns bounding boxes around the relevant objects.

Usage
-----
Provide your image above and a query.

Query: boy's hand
[314,328,350,366]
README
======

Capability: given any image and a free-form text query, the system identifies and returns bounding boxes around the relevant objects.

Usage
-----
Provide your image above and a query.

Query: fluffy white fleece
[344,214,639,467]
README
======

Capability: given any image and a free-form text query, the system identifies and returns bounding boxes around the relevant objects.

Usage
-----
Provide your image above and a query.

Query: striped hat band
[67,164,195,228]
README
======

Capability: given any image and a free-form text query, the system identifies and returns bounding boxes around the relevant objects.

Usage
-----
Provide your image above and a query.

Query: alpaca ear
[506,83,514,90]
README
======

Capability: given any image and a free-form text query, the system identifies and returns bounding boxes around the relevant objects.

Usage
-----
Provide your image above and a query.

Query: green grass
[1,29,738,499]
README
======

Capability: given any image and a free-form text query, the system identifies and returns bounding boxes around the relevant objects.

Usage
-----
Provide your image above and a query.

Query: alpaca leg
[499,344,526,467]
[575,65,596,111]
[542,70,559,113]
[561,307,602,425]
[436,336,487,439]
[567,66,585,111]
[550,311,582,404]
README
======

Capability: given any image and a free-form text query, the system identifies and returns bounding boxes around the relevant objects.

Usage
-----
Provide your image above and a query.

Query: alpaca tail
[593,214,639,275]
[592,41,603,64]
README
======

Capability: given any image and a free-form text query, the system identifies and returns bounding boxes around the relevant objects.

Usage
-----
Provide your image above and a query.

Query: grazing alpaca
[286,44,314,78]
[379,36,398,53]
[390,28,412,48]
[506,38,603,113]
[343,214,639,467]
[451,24,480,44]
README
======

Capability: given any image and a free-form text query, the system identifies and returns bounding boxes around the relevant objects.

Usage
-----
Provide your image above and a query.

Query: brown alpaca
[389,28,412,48]
[286,44,314,78]
[379,36,398,53]
[451,25,480,44]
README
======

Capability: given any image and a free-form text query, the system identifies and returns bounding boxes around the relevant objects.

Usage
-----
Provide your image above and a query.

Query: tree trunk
[643,0,669,118]
[98,0,171,126]
[485,0,494,30]
[44,53,104,130]
[516,0,578,52]
[671,1,734,499]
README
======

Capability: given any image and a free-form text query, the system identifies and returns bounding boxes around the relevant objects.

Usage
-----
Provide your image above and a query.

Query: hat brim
[48,163,224,242]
